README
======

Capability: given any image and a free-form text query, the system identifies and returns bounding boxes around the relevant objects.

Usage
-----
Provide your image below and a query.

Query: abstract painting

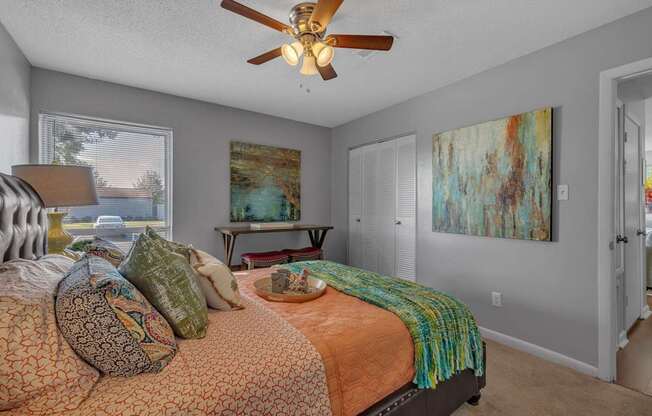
[432,108,552,241]
[230,141,301,222]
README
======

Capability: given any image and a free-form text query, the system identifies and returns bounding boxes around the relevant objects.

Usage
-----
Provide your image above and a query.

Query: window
[39,112,172,250]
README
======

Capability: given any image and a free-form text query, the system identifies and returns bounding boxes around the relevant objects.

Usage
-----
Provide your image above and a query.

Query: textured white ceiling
[2,0,652,127]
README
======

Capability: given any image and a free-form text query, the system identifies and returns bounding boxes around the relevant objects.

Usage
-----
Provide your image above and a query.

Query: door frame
[598,57,652,382]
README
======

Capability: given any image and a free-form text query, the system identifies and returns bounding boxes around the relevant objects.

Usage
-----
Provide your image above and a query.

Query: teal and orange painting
[432,108,552,241]
[230,141,301,222]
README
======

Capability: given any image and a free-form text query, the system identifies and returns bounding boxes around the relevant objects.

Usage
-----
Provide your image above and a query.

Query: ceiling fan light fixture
[312,41,334,67]
[300,55,319,76]
[281,41,304,66]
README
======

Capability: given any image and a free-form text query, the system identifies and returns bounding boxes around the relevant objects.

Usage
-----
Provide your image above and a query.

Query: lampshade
[12,164,99,208]
[282,41,304,66]
[300,55,319,76]
[312,42,334,67]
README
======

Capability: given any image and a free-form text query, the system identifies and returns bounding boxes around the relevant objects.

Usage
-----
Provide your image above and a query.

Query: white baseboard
[479,326,598,378]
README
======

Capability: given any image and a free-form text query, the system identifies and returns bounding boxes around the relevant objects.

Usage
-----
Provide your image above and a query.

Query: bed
[0,172,484,416]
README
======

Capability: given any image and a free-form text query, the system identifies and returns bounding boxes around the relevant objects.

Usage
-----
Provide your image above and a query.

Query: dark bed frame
[362,347,485,416]
[0,172,485,416]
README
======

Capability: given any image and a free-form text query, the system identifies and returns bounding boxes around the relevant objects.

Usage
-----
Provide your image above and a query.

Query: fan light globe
[312,42,334,67]
[300,55,319,76]
[281,41,304,66]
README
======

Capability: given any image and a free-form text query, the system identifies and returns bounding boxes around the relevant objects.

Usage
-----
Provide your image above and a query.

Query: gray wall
[619,75,652,150]
[30,69,331,262]
[330,7,652,367]
[0,21,29,174]
[619,72,652,103]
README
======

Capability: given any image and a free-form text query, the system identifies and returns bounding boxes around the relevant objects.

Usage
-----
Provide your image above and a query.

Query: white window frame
[38,111,174,239]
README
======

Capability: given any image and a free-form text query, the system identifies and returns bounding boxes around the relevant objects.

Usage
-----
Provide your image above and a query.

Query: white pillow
[189,249,243,311]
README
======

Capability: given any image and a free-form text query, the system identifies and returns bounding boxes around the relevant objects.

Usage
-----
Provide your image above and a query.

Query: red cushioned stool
[283,247,323,263]
[241,251,289,270]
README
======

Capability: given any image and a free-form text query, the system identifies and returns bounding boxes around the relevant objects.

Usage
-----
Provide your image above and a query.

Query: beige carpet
[453,340,652,416]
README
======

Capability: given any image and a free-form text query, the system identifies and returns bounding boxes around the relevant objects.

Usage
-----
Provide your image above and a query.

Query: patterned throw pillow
[84,237,126,267]
[189,249,243,311]
[119,233,208,339]
[56,256,177,376]
[145,226,191,260]
[0,255,99,413]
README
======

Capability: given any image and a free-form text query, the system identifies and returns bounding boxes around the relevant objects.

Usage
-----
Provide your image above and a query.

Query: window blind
[39,112,173,249]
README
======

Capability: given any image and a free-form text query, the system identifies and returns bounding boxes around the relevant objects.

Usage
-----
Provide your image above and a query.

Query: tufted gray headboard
[0,173,48,262]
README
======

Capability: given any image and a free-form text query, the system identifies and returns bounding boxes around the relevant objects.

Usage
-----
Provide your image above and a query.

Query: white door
[348,136,417,279]
[348,147,363,268]
[623,113,645,331]
[361,144,379,272]
[376,140,397,276]
[395,135,417,281]
[615,101,627,346]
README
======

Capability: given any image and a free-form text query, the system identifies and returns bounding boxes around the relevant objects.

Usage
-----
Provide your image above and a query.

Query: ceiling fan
[220,0,394,81]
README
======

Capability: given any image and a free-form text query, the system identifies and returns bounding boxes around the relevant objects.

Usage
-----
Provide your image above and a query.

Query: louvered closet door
[348,148,363,268]
[395,135,417,281]
[376,140,397,276]
[361,144,379,272]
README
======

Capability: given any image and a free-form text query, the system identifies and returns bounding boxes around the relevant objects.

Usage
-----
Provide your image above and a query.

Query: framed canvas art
[432,108,552,241]
[230,141,301,222]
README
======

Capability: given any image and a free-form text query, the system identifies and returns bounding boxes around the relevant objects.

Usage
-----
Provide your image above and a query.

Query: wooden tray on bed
[253,276,326,303]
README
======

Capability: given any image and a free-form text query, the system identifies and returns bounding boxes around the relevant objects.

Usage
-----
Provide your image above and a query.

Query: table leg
[316,229,329,249]
[307,230,316,247]
[223,234,237,268]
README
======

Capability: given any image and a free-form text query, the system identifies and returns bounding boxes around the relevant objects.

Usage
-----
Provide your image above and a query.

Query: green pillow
[145,226,191,260]
[118,233,208,339]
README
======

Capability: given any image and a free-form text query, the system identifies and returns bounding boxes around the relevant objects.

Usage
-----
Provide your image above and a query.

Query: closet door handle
[355,218,361,222]
[395,220,402,225]
[616,235,628,244]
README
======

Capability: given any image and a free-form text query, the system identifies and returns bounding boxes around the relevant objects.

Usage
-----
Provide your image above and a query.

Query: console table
[214,225,333,267]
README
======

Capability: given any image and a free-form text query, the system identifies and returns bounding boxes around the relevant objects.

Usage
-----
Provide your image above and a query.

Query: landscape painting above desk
[230,141,301,222]
[432,108,552,241]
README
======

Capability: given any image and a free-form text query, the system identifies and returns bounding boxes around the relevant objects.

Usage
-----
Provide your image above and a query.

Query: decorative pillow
[68,238,93,252]
[119,233,208,338]
[189,249,243,311]
[0,255,99,413]
[84,237,126,267]
[56,256,177,376]
[145,226,191,260]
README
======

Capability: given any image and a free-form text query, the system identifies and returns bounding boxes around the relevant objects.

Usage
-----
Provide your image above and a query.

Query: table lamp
[12,164,99,254]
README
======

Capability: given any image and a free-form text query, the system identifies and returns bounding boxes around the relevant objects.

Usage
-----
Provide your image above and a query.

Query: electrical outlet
[492,292,503,307]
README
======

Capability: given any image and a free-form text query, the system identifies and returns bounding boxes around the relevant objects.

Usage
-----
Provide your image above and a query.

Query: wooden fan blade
[309,0,344,31]
[326,34,394,51]
[221,0,291,33]
[247,47,283,65]
[318,64,337,81]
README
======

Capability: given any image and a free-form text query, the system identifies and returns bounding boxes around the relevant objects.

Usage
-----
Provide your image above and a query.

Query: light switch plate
[557,184,569,201]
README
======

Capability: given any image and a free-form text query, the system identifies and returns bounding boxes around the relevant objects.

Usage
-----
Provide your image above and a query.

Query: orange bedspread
[238,268,415,416]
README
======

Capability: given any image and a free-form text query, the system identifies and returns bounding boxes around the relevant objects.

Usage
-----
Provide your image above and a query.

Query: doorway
[598,57,652,387]
[614,74,652,395]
